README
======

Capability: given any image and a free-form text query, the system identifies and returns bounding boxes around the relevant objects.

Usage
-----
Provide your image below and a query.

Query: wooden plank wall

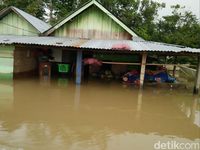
[14,47,37,74]
[0,12,39,36]
[52,6,132,40]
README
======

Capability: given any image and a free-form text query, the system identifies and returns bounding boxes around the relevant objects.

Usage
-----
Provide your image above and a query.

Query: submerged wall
[14,47,37,75]
[0,45,14,79]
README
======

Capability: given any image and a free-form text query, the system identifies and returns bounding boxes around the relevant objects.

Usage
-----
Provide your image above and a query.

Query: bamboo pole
[173,56,177,77]
[140,53,147,88]
[102,61,188,67]
[193,56,200,94]
[76,50,82,84]
[102,62,140,65]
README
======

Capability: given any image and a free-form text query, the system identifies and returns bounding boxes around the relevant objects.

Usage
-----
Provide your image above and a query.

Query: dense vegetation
[0,0,200,64]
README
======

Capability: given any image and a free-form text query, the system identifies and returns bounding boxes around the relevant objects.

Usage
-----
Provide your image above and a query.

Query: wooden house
[0,0,199,93]
[0,6,51,78]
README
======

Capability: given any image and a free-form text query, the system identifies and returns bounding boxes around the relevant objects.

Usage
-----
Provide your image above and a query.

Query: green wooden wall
[0,12,39,36]
[0,45,14,79]
[0,11,40,79]
[53,6,132,40]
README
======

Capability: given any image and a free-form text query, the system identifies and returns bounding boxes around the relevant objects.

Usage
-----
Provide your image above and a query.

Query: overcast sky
[154,0,200,20]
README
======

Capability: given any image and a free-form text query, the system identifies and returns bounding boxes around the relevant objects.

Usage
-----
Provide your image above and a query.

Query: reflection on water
[0,80,13,112]
[74,85,81,111]
[0,78,199,150]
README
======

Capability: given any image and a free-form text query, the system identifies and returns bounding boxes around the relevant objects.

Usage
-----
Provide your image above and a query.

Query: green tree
[154,5,200,48]
[45,0,79,24]
[97,0,165,40]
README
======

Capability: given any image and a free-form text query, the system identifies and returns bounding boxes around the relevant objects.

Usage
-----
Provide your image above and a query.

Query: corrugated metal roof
[12,7,51,33]
[0,7,51,33]
[80,39,200,53]
[0,35,86,47]
[0,35,199,53]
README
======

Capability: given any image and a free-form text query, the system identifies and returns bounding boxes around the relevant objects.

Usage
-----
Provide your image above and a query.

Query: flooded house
[0,0,200,94]
[0,6,51,79]
[0,1,200,149]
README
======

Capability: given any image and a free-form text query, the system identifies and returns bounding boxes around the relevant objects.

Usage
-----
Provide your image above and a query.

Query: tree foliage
[44,0,79,24]
[153,5,200,48]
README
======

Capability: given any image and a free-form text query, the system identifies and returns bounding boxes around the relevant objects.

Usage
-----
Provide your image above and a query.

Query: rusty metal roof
[0,35,199,53]
[0,35,86,47]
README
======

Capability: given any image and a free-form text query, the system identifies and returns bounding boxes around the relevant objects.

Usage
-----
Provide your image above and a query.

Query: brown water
[0,78,199,150]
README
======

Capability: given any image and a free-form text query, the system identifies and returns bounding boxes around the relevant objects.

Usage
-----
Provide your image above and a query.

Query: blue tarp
[124,71,176,83]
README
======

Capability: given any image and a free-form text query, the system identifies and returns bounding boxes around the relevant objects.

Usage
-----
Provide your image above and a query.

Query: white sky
[154,0,200,20]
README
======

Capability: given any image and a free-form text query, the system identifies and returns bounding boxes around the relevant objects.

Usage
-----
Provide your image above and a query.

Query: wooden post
[164,55,167,68]
[173,56,177,77]
[140,53,147,88]
[193,56,200,94]
[76,50,82,84]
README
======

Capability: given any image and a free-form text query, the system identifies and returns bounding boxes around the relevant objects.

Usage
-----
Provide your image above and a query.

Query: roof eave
[0,7,12,19]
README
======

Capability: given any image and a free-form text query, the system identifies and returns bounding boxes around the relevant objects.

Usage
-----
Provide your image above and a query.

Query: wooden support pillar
[173,56,177,77]
[140,53,147,88]
[164,55,167,68]
[76,50,82,84]
[193,56,200,94]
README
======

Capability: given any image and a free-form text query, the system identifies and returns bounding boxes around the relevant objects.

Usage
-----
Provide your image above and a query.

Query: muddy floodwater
[0,78,199,150]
